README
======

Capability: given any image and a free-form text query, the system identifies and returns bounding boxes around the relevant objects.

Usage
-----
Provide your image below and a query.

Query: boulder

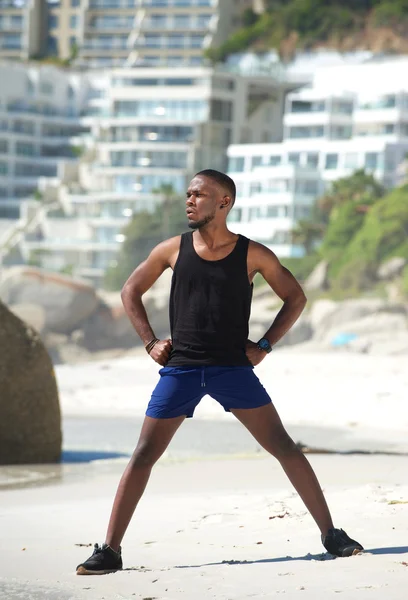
[0,267,99,334]
[0,301,62,464]
[321,312,408,348]
[304,260,329,291]
[8,303,46,335]
[311,298,407,341]
[377,257,407,280]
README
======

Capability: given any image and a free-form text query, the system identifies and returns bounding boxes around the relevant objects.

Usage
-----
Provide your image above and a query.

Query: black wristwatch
[257,337,272,354]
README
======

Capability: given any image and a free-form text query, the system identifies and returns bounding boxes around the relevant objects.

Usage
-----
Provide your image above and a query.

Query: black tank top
[167,231,253,366]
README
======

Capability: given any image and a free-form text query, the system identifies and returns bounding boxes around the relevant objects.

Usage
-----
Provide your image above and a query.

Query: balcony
[86,18,135,31]
[82,37,129,50]
[88,0,136,8]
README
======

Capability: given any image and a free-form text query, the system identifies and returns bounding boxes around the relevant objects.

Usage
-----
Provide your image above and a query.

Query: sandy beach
[1,350,407,599]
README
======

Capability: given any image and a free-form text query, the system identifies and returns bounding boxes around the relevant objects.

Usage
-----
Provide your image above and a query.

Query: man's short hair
[194,169,236,206]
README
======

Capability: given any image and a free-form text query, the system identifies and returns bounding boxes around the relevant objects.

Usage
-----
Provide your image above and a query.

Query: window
[150,14,167,27]
[331,126,352,140]
[332,101,353,115]
[252,156,262,168]
[228,157,244,172]
[71,0,80,5]
[249,207,261,221]
[16,142,35,156]
[0,162,7,175]
[168,34,184,48]
[47,36,58,55]
[325,154,338,169]
[344,153,359,169]
[306,153,318,168]
[190,34,204,48]
[11,15,23,28]
[13,120,35,134]
[174,14,190,27]
[290,100,325,113]
[210,99,233,122]
[3,33,22,48]
[70,36,77,47]
[48,15,58,28]
[359,94,396,109]
[288,153,300,166]
[267,205,289,218]
[295,180,318,195]
[288,126,324,139]
[268,155,281,166]
[228,208,242,223]
[365,152,379,170]
[250,182,262,195]
[268,179,289,193]
[70,15,78,28]
[197,14,211,27]
[0,139,8,153]
[40,81,54,95]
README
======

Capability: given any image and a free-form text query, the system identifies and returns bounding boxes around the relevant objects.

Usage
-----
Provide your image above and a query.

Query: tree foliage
[104,187,187,291]
[209,1,408,62]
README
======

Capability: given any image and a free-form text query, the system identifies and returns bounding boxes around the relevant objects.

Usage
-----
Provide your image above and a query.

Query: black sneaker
[322,528,363,557]
[76,543,123,575]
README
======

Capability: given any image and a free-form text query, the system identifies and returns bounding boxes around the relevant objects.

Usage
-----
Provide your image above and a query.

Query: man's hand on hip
[245,340,267,366]
[149,339,172,366]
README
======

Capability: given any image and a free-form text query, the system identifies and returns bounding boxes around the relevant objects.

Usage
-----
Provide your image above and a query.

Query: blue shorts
[146,366,272,419]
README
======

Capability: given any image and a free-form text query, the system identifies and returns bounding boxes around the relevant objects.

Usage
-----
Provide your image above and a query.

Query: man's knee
[131,442,161,468]
[267,429,299,459]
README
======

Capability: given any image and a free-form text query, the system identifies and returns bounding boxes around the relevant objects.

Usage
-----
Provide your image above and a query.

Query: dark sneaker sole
[76,566,122,575]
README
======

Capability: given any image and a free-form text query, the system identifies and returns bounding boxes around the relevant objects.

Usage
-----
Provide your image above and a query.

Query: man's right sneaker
[322,528,364,557]
[76,543,123,575]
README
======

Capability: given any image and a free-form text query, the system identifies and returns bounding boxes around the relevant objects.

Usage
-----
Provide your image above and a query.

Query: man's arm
[247,241,307,363]
[121,236,180,365]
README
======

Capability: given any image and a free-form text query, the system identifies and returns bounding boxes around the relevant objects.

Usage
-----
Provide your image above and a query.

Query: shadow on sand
[173,546,408,569]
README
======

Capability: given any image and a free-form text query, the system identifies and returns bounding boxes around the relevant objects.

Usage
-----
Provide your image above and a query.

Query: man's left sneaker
[322,528,363,557]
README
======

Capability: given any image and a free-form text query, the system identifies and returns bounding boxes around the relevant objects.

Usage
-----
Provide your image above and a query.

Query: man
[76,169,363,575]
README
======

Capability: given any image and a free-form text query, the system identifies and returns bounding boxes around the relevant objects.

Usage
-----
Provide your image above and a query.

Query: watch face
[259,338,270,350]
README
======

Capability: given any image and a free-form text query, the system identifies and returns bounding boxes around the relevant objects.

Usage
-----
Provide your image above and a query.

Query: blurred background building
[1,0,408,285]
[228,56,408,258]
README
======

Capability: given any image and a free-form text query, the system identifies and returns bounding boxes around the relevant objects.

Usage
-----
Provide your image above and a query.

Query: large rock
[377,257,407,280]
[321,312,408,348]
[0,267,99,334]
[9,303,46,334]
[311,298,407,341]
[304,260,329,291]
[0,301,62,464]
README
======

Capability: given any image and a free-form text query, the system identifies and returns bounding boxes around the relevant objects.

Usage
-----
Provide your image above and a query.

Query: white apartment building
[0,0,46,60]
[0,61,91,219]
[228,56,408,258]
[81,0,239,68]
[5,62,291,283]
[1,0,255,66]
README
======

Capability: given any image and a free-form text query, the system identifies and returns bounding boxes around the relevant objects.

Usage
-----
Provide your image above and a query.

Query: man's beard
[188,210,216,230]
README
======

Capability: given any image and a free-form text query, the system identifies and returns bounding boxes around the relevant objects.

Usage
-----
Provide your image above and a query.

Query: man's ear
[220,195,231,209]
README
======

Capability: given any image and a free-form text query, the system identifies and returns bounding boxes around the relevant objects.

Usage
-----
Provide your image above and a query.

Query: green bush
[331,186,408,288]
[373,1,408,27]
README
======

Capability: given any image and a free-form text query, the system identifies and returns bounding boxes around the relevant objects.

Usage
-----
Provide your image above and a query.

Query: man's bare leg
[105,415,185,551]
[231,404,333,536]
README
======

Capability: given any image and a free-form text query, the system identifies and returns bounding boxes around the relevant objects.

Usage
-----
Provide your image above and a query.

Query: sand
[1,350,407,599]
[1,455,408,599]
